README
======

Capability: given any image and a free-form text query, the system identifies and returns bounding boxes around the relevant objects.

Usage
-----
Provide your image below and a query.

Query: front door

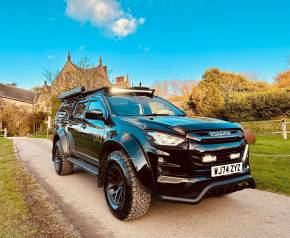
[83,98,108,162]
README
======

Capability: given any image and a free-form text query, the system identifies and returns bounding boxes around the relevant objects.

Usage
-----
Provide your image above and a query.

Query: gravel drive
[13,137,290,238]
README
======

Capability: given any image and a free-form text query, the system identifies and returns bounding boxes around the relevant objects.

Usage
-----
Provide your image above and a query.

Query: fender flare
[98,134,155,192]
[52,128,70,160]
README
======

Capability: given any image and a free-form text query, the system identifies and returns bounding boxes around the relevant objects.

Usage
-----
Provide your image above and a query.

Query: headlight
[147,132,184,146]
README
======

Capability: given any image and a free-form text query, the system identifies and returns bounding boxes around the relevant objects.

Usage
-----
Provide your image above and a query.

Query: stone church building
[0,53,130,133]
[37,53,130,112]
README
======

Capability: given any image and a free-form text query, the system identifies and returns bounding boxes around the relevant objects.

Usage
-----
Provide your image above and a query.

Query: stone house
[0,83,37,130]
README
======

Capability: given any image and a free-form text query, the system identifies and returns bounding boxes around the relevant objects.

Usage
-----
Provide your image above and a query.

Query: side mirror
[85,110,104,120]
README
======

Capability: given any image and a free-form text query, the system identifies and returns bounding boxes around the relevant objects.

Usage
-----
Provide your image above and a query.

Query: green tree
[189,84,224,117]
[274,70,290,88]
[199,68,249,97]
[189,68,270,119]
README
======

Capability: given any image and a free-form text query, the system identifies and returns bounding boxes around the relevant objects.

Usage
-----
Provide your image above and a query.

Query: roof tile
[0,83,36,104]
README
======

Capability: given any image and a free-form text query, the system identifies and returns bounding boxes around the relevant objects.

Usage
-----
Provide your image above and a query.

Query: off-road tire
[104,151,151,220]
[54,140,74,176]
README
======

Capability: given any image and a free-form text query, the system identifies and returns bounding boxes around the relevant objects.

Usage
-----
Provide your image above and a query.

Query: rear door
[67,100,88,156]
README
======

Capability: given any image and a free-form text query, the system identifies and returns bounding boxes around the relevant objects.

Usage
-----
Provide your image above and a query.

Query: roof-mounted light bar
[109,87,155,96]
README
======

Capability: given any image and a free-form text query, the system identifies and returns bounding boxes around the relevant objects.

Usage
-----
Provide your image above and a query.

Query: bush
[223,92,255,121]
[0,105,47,136]
[0,105,32,136]
[223,89,290,121]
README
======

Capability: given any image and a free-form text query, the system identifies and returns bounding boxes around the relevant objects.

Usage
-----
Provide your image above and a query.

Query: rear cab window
[73,101,88,118]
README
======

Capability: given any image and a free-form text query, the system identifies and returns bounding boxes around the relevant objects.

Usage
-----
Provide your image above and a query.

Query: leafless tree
[152,80,196,98]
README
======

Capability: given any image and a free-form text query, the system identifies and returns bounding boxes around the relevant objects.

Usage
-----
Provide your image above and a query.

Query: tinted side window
[57,102,74,116]
[74,102,87,118]
[88,100,105,114]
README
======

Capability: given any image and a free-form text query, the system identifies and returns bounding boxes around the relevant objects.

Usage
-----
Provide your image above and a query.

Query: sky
[0,0,289,89]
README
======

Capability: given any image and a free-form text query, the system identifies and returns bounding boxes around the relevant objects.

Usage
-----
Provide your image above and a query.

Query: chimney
[116,76,125,85]
[7,83,17,87]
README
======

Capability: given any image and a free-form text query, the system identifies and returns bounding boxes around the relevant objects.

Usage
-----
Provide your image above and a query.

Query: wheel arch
[52,128,70,160]
[98,136,155,192]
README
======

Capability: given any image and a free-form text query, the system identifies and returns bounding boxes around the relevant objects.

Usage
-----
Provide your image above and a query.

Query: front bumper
[159,175,256,204]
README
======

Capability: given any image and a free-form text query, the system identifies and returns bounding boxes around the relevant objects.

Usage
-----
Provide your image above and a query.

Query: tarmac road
[13,137,290,238]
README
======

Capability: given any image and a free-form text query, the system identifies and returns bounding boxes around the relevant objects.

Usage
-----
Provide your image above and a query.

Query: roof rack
[58,86,85,101]
[58,86,155,101]
[83,87,110,96]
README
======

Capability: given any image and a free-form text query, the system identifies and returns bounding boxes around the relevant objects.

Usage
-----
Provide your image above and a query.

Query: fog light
[230,153,240,160]
[202,154,217,163]
[158,157,165,163]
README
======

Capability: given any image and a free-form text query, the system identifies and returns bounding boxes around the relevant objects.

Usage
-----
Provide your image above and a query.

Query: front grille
[187,128,243,144]
[191,146,244,166]
[193,129,240,136]
[197,136,241,144]
[187,128,246,170]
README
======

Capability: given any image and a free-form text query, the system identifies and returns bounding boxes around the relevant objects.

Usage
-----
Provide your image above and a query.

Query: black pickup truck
[52,86,255,220]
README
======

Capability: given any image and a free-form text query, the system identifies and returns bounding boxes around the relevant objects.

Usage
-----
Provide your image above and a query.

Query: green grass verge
[0,138,35,238]
[250,135,290,196]
[0,138,80,238]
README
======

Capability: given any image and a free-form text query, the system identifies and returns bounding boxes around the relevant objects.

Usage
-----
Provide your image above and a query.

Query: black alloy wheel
[104,151,151,220]
[54,147,62,173]
[53,140,74,176]
[106,164,126,210]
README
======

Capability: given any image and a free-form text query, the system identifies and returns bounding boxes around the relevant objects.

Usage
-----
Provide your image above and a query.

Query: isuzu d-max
[52,86,255,220]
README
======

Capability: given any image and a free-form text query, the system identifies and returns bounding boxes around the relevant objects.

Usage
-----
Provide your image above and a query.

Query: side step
[67,157,99,176]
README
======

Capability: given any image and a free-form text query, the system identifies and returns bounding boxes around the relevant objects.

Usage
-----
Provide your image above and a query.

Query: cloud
[48,54,55,60]
[79,45,86,50]
[139,44,149,52]
[139,18,145,25]
[65,0,145,37]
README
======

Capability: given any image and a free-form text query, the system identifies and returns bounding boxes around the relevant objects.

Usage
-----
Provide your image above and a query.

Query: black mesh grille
[187,128,244,144]
[188,128,246,169]
[191,146,244,165]
[197,136,241,144]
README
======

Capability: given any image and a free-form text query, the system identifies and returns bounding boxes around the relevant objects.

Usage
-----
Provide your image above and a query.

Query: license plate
[211,162,243,177]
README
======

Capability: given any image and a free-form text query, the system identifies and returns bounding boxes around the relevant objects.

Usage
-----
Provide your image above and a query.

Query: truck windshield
[107,96,185,116]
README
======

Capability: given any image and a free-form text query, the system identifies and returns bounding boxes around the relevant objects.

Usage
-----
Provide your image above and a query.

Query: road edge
[13,138,111,238]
